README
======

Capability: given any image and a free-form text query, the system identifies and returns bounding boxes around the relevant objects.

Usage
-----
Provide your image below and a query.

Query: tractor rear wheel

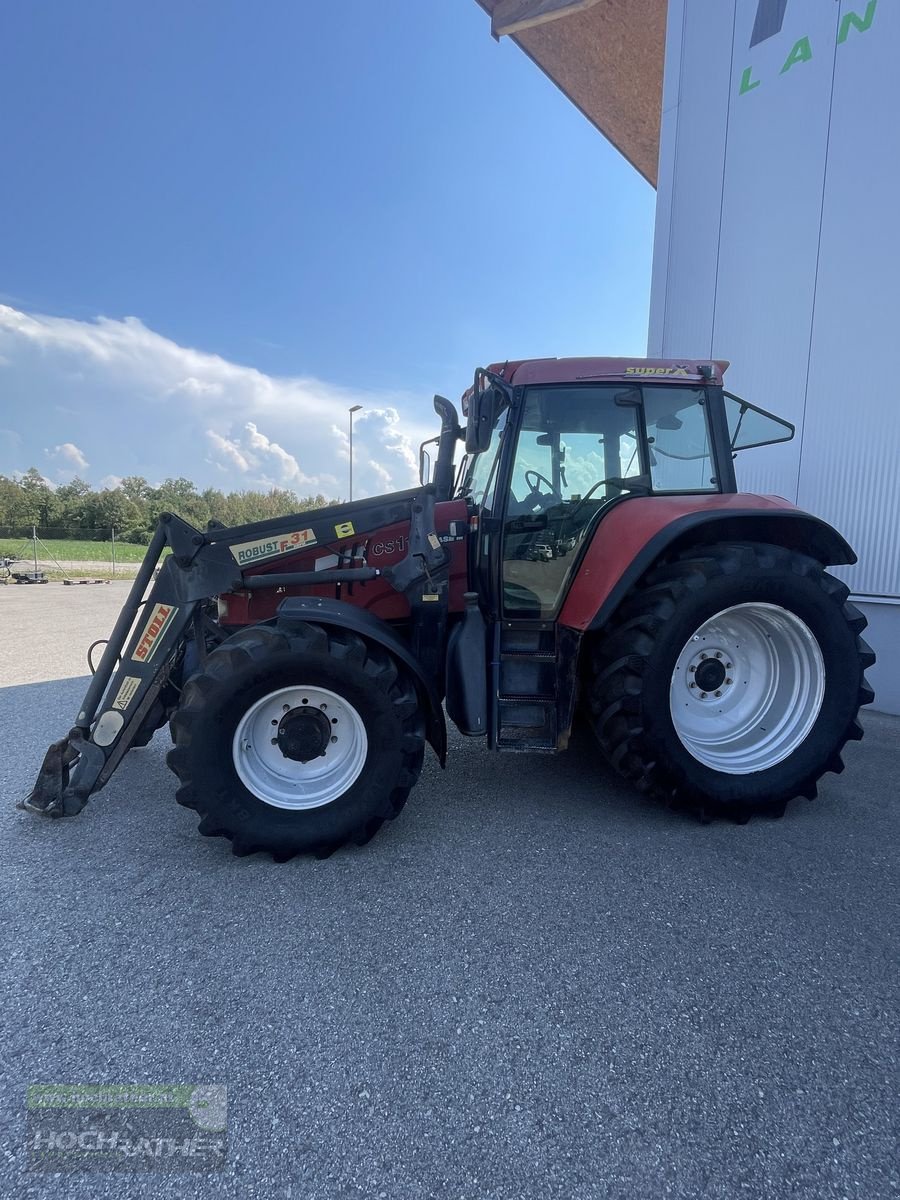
[167,619,425,858]
[587,542,875,821]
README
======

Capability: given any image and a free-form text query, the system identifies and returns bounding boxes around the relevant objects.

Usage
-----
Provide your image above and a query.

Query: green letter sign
[739,67,761,94]
[781,35,812,73]
[838,1,878,45]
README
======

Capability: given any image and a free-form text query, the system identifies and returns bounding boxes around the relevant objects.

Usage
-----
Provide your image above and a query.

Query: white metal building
[478,0,899,712]
[650,0,898,713]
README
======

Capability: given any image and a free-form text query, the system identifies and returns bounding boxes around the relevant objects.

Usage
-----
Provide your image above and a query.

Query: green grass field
[0,537,152,564]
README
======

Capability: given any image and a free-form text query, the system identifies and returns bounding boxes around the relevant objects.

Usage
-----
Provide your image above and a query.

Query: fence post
[111,526,116,576]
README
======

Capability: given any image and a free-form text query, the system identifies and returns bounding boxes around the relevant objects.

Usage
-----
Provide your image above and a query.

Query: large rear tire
[586,542,875,821]
[167,619,425,858]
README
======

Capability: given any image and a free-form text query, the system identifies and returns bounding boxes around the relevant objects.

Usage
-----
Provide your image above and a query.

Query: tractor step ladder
[495,621,558,752]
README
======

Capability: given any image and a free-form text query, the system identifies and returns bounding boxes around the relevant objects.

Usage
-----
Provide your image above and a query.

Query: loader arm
[21,491,450,818]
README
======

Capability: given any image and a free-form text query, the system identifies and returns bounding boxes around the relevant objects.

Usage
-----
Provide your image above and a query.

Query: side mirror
[419,436,439,486]
[465,385,501,454]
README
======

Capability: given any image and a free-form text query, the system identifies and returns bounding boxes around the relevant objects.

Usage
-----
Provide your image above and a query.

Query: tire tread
[586,541,875,823]
[167,621,426,859]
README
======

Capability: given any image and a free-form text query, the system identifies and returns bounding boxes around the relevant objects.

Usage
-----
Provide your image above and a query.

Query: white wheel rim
[669,603,825,774]
[232,685,367,810]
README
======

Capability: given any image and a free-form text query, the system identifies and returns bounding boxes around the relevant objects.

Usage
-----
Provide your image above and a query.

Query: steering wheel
[523,469,561,503]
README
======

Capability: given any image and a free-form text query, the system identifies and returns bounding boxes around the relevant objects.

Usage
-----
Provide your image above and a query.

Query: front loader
[22,359,876,857]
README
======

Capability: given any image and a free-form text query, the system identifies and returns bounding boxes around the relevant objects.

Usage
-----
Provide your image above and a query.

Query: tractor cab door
[490,385,648,750]
[501,386,648,618]
[464,380,719,751]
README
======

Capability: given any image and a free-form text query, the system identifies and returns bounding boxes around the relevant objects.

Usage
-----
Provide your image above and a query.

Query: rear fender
[274,596,447,765]
[559,495,856,634]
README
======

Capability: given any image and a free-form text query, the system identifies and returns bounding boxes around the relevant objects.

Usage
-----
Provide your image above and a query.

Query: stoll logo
[740,0,878,95]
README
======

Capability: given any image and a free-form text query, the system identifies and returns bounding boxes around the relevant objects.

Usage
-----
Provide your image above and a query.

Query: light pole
[348,404,362,500]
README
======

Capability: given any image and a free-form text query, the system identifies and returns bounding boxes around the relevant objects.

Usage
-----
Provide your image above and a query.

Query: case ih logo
[132,603,178,663]
[741,0,877,94]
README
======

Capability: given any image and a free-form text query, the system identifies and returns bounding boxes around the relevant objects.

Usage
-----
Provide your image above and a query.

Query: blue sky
[0,0,655,498]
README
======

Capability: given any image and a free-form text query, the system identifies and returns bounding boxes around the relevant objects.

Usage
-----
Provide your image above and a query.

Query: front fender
[559,494,856,633]
[275,596,447,765]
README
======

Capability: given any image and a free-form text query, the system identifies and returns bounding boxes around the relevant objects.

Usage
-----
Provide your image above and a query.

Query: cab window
[502,386,644,616]
[643,386,717,492]
[464,405,508,514]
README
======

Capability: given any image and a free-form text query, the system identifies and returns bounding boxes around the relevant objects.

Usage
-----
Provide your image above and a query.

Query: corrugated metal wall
[650,0,900,712]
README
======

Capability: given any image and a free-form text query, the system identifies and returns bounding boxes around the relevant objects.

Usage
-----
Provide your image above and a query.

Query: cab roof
[488,357,730,387]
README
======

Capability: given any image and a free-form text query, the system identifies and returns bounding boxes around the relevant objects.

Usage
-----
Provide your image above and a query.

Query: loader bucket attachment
[19,731,87,817]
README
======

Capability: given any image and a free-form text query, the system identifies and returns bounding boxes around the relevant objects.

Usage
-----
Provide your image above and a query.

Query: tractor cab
[435,359,798,753]
[456,359,791,621]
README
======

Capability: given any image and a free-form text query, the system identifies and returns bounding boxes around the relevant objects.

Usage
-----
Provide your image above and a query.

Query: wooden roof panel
[475,0,666,186]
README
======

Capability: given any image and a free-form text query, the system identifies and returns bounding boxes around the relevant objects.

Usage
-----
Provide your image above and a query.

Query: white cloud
[100,474,124,490]
[204,422,330,490]
[205,430,252,474]
[0,304,438,498]
[46,442,89,470]
[169,377,224,398]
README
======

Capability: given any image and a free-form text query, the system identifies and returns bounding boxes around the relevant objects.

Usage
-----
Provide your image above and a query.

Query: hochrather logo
[741,0,877,94]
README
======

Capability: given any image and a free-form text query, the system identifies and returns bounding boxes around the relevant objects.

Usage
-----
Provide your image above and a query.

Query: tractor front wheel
[587,542,875,821]
[167,620,425,858]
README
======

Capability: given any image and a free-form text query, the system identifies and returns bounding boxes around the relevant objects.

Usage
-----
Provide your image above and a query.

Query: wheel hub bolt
[276,706,331,762]
[700,692,708,699]
[715,690,722,697]
[693,655,728,694]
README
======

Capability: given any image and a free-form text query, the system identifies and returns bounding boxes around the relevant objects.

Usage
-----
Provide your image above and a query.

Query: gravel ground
[1,584,898,1199]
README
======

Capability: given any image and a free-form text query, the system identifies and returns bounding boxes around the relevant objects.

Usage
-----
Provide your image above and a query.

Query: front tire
[587,542,876,821]
[168,620,425,858]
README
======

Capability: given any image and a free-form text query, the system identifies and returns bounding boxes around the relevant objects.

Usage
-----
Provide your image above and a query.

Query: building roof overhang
[475,0,667,186]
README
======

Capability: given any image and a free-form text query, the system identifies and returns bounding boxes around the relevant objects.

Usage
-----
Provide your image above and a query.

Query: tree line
[0,468,334,544]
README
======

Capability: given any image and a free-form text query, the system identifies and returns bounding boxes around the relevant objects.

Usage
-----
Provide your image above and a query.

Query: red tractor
[24,359,875,857]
